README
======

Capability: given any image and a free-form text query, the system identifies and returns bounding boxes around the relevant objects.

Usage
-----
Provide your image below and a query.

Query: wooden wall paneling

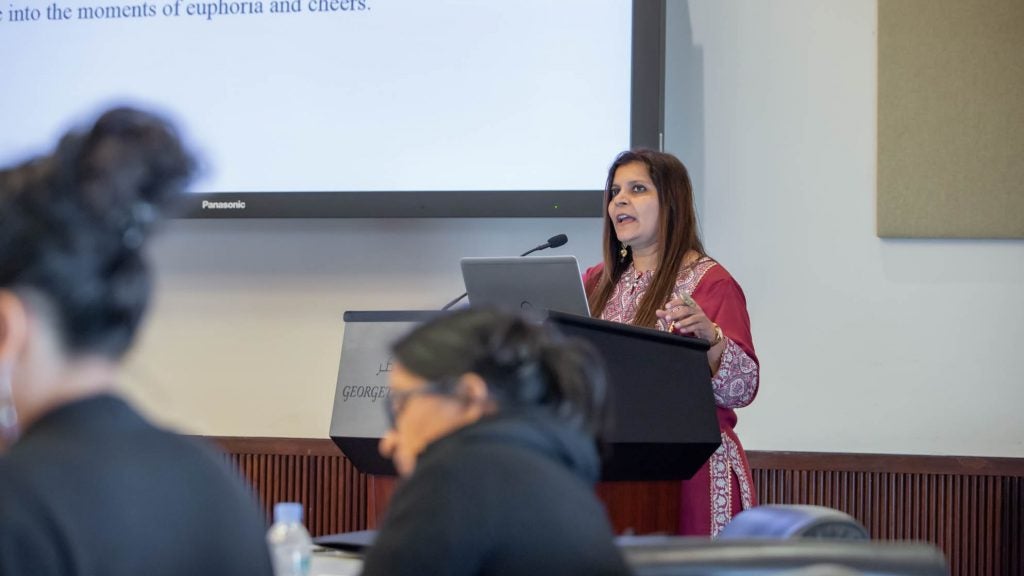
[1003,476,1022,576]
[210,440,1024,576]
[747,453,1024,576]
[210,437,367,534]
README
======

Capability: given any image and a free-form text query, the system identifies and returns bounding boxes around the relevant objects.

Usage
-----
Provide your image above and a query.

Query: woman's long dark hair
[0,107,195,358]
[391,308,608,436]
[587,149,705,328]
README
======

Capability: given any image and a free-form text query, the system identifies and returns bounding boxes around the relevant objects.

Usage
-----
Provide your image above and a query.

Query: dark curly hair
[0,107,195,358]
[391,308,609,436]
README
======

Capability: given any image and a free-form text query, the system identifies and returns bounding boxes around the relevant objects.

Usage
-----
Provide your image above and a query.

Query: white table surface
[311,547,363,576]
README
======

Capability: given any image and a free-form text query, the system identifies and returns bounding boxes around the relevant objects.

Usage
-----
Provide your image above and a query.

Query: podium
[328,309,722,531]
[328,311,440,476]
[545,311,720,481]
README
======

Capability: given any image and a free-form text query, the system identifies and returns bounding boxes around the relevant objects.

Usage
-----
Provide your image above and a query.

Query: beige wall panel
[878,0,1024,238]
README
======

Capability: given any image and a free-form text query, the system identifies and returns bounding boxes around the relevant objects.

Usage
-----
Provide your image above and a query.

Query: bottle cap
[273,502,303,524]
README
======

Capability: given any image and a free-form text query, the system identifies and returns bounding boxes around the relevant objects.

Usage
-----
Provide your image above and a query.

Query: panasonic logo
[201,200,247,210]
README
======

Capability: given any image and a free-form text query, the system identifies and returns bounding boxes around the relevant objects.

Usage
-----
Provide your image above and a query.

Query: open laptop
[460,255,591,317]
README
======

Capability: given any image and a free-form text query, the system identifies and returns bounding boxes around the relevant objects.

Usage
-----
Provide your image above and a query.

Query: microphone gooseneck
[441,292,469,311]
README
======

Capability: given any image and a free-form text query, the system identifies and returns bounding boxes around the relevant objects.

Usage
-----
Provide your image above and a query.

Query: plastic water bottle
[267,502,313,576]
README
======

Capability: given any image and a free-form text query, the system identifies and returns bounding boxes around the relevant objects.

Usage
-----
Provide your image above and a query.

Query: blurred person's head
[0,107,194,445]
[379,308,608,476]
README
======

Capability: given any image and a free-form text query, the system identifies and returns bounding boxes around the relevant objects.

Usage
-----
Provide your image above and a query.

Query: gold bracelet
[710,323,724,346]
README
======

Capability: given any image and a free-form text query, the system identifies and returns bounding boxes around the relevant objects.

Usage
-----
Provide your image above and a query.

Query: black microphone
[441,234,569,311]
[519,234,568,257]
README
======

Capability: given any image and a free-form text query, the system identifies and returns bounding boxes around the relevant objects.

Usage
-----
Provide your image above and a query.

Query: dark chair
[718,505,870,540]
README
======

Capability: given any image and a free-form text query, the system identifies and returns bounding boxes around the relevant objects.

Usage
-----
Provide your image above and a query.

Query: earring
[0,360,19,447]
[619,243,629,262]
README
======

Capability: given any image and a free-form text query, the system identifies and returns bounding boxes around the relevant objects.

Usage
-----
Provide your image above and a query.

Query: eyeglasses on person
[383,383,448,428]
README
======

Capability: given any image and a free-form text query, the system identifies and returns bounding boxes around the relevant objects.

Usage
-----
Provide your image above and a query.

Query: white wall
[124,219,603,436]
[124,0,1024,457]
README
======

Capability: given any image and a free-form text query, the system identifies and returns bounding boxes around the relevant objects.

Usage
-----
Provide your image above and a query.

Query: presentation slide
[0,0,632,194]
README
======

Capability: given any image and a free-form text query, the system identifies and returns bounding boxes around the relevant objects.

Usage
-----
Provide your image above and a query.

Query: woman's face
[608,161,660,255]
[378,363,481,477]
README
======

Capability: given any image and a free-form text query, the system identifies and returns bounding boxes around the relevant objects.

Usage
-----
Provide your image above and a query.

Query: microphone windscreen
[547,234,568,248]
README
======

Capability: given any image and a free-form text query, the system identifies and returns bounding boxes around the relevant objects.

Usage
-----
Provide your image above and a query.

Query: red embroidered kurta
[584,258,759,536]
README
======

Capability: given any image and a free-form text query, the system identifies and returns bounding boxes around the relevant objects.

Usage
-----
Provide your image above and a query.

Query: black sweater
[361,410,632,576]
[0,394,273,576]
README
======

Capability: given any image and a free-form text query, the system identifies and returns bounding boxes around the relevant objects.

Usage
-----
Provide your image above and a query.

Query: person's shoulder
[702,258,729,280]
[0,459,24,503]
[690,257,745,286]
[136,411,230,463]
[0,437,56,493]
[0,482,66,576]
[689,258,754,310]
[583,262,605,295]
[416,427,555,489]
[0,458,58,539]
[165,434,263,501]
[673,256,718,287]
[416,432,508,480]
[124,421,260,509]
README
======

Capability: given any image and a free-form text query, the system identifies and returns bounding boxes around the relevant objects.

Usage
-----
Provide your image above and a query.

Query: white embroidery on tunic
[712,339,758,409]
[708,433,755,537]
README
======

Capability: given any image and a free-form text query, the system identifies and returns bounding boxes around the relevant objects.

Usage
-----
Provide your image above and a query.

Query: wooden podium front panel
[366,475,397,530]
[366,476,680,534]
[596,481,680,534]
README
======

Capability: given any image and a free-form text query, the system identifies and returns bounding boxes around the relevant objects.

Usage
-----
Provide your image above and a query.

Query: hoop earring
[619,243,629,262]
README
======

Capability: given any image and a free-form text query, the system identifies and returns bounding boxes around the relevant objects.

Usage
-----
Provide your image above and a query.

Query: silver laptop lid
[460,255,591,317]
